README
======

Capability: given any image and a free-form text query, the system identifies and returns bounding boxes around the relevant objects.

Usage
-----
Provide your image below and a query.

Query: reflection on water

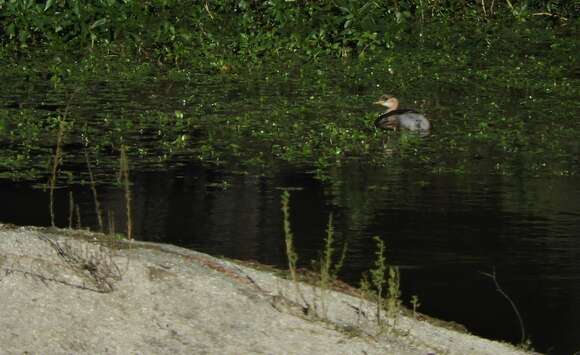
[1,162,579,353]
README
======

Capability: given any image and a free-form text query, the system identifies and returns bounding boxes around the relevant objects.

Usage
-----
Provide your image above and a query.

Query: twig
[532,12,567,20]
[481,269,526,345]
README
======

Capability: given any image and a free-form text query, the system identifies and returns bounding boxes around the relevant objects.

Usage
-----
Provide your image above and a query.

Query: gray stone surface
[0,224,535,354]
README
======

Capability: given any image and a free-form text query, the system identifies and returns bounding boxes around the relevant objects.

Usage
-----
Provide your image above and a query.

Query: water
[1,161,579,353]
[0,63,579,353]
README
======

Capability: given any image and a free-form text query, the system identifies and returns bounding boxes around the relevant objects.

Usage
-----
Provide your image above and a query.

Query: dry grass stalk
[49,120,65,227]
[84,148,103,232]
[119,145,133,240]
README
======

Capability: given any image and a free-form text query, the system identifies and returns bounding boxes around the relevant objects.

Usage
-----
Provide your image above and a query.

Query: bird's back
[397,112,430,131]
[375,110,430,131]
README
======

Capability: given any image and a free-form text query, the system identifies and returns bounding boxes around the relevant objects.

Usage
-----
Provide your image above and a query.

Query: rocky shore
[0,224,536,354]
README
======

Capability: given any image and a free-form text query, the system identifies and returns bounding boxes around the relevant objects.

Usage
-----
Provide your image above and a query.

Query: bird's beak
[374,100,386,106]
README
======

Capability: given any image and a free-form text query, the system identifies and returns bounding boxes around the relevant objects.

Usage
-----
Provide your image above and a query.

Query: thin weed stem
[281,190,308,310]
[410,295,421,319]
[387,263,401,324]
[119,145,133,240]
[320,213,348,317]
[281,190,298,282]
[368,236,401,330]
[370,236,387,326]
[49,119,65,227]
[319,213,337,317]
[84,147,103,232]
[48,87,79,227]
[320,214,334,279]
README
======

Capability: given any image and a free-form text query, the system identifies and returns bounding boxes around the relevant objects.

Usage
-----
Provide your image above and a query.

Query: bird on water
[374,95,431,132]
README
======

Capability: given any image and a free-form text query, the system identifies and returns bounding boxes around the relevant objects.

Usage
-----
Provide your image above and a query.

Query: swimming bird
[374,95,431,132]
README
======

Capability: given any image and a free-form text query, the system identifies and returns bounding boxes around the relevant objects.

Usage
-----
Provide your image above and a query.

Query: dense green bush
[0,0,576,62]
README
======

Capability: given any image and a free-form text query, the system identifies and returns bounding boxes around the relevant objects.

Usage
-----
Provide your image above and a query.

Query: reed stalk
[48,88,78,227]
[119,145,133,240]
[318,213,347,318]
[49,119,65,227]
[84,147,103,232]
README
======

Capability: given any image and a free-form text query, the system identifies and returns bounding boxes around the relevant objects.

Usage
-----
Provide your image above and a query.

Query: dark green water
[0,46,579,353]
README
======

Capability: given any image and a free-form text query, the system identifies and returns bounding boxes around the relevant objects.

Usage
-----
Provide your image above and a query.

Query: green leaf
[44,0,54,11]
[7,23,15,39]
[73,1,81,18]
[90,18,108,30]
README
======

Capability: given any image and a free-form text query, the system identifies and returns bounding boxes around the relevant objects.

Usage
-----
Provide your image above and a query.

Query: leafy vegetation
[0,0,577,184]
[0,0,576,65]
[281,190,404,331]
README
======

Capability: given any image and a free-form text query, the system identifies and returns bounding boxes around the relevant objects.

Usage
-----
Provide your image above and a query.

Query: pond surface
[1,162,579,353]
[0,52,579,353]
